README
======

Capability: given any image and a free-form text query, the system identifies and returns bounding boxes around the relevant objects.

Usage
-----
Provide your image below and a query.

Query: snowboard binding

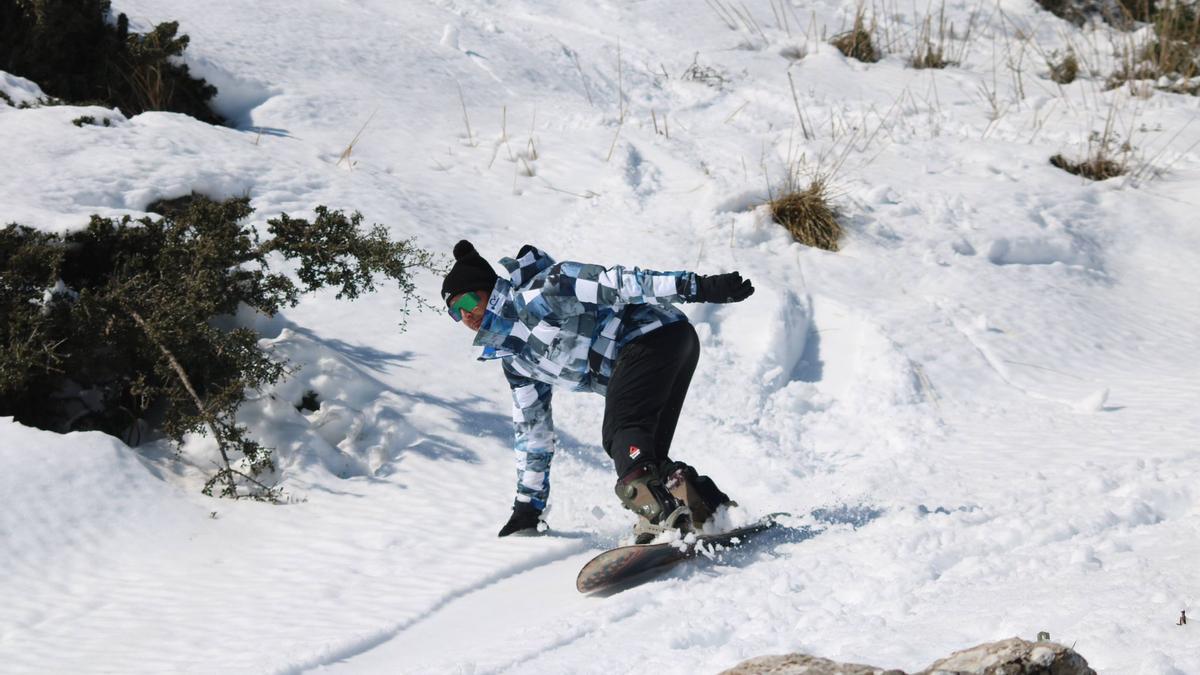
[614,463,692,544]
[661,460,735,529]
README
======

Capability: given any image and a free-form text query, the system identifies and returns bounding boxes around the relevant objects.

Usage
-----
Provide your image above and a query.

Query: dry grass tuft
[831,10,880,63]
[1119,0,1160,23]
[1048,50,1080,83]
[909,12,958,69]
[681,53,727,88]
[1050,121,1131,181]
[337,110,377,169]
[1050,153,1126,180]
[911,42,952,69]
[1109,1,1200,94]
[1039,0,1157,27]
[769,177,842,251]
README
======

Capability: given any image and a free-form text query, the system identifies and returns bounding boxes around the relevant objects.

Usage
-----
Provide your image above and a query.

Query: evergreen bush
[0,195,439,499]
[0,0,222,123]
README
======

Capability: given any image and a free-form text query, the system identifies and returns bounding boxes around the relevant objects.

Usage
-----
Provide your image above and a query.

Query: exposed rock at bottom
[719,638,1096,675]
[922,638,1096,675]
[719,653,904,675]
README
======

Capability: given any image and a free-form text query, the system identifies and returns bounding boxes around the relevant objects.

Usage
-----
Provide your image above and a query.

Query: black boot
[661,460,735,528]
[614,463,692,544]
[498,501,544,537]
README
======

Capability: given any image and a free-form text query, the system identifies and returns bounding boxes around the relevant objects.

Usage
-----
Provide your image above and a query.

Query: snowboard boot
[614,463,692,544]
[498,500,544,537]
[661,460,735,529]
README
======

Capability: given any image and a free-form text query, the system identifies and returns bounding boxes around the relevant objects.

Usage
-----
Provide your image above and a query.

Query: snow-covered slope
[2,1,1199,673]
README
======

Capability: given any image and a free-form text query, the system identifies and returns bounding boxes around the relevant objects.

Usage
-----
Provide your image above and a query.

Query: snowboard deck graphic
[576,513,787,594]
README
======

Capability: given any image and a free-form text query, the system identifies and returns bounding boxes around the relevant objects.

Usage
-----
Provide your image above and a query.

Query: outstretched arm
[539,261,753,313]
[539,261,694,313]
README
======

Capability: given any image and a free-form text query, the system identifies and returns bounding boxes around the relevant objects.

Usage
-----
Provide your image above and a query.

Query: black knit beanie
[441,240,499,306]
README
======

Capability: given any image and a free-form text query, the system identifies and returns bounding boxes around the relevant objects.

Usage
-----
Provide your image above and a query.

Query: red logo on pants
[628,445,641,460]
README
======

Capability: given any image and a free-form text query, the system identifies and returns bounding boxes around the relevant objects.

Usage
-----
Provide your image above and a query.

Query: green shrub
[0,0,222,123]
[0,195,439,499]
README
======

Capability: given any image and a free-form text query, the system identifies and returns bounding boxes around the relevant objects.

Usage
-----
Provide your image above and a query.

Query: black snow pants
[602,320,700,479]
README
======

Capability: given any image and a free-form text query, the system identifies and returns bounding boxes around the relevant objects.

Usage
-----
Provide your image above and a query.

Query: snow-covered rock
[922,638,1096,675]
[720,653,902,675]
[720,639,1094,675]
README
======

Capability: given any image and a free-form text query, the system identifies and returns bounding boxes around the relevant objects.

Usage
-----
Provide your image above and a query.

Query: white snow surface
[3,1,1200,673]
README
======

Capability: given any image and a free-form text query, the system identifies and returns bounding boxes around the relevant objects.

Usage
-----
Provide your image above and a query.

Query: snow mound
[0,419,186,570]
[0,72,48,107]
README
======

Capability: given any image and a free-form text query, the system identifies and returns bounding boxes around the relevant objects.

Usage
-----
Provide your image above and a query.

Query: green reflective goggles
[448,291,482,321]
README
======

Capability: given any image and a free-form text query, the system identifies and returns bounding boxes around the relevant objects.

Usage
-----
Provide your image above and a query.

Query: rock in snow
[722,639,1095,675]
[720,653,903,675]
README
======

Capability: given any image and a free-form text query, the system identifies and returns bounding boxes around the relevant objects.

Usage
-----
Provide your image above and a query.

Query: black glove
[498,501,544,537]
[693,272,755,303]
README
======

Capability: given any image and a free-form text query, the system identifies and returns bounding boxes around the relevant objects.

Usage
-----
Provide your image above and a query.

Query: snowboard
[576,513,787,594]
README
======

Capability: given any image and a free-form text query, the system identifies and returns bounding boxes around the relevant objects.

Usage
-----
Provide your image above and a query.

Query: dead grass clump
[911,42,952,69]
[769,178,842,251]
[1040,0,1157,27]
[1049,50,1080,83]
[1050,153,1126,179]
[1145,2,1200,73]
[831,11,881,63]
[1118,0,1159,23]
[1109,1,1200,93]
[1050,124,1131,180]
[681,53,727,88]
[909,13,958,69]
[1035,0,1093,26]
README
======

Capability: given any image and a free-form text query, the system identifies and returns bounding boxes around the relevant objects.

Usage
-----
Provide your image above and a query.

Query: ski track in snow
[3,0,1200,672]
[285,543,594,675]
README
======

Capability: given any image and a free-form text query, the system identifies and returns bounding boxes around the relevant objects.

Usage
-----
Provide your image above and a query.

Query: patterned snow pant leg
[515,446,554,510]
[602,321,700,479]
[510,378,556,510]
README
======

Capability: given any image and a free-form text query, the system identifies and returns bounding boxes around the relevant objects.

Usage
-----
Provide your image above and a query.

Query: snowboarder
[441,240,755,543]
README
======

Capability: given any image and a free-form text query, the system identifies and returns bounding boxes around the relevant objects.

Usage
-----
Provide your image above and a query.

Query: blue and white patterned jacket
[473,245,698,509]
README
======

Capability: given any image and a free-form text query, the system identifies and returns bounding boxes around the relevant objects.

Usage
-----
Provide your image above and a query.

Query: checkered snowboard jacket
[472,245,698,510]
